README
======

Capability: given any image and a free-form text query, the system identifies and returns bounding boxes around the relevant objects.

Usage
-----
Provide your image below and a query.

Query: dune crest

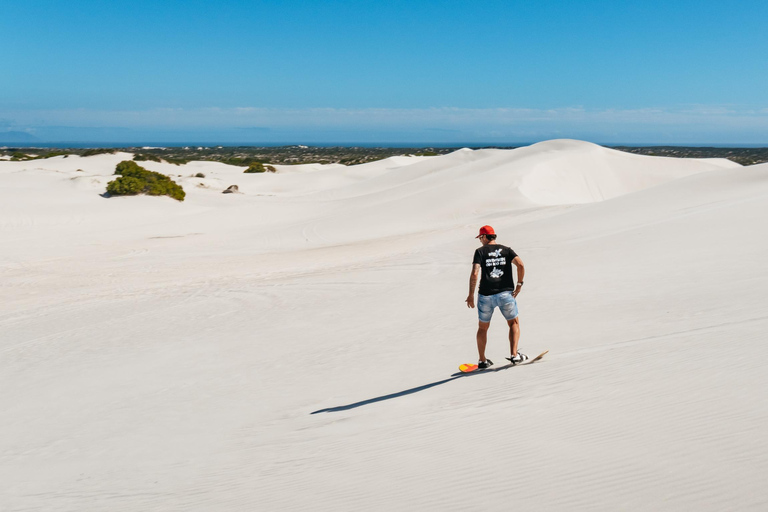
[298,140,739,211]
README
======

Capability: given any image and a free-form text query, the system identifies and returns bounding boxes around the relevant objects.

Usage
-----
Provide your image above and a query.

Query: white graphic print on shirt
[485,248,506,278]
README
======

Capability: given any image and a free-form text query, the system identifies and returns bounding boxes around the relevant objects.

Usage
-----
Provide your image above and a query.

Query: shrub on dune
[244,162,266,173]
[115,160,144,175]
[106,176,144,195]
[107,160,186,201]
[244,162,276,173]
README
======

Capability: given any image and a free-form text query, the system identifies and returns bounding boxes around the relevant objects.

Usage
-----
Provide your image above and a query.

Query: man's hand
[466,295,475,308]
[513,284,522,298]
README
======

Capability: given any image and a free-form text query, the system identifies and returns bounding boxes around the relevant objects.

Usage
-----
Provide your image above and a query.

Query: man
[465,225,527,369]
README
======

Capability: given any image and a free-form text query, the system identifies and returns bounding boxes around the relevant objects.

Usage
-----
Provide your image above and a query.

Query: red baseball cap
[476,225,495,238]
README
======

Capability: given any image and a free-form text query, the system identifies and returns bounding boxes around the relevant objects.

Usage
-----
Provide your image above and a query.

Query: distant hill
[0,131,39,143]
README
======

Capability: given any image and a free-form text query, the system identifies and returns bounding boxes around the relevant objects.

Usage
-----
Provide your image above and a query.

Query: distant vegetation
[163,156,189,165]
[133,153,189,165]
[99,146,454,166]
[611,146,768,166]
[106,160,185,201]
[4,145,768,166]
[0,148,114,159]
[80,148,117,157]
[133,153,163,163]
[9,150,69,161]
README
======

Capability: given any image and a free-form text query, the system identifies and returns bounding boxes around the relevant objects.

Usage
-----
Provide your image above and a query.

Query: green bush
[107,176,144,195]
[194,173,205,178]
[115,160,144,175]
[244,162,276,173]
[107,160,186,201]
[244,162,266,173]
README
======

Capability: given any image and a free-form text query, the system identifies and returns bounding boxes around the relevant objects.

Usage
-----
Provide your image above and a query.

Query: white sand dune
[1,140,766,511]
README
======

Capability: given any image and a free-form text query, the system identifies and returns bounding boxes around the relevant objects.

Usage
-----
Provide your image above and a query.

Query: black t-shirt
[473,244,518,296]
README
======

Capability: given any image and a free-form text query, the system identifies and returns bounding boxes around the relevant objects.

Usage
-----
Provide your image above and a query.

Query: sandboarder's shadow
[310,363,514,414]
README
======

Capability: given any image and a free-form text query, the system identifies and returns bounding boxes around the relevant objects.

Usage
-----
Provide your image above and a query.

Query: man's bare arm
[466,263,481,308]
[512,256,525,297]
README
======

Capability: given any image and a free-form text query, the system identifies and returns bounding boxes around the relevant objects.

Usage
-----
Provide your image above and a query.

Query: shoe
[506,352,528,365]
[478,359,494,369]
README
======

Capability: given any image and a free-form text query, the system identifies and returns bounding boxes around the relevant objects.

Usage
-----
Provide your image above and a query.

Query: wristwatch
[517,282,523,286]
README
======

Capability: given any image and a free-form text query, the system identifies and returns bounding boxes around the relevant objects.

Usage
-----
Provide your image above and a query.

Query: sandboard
[459,350,548,373]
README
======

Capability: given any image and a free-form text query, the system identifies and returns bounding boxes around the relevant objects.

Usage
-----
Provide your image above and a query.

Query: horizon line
[3,141,768,149]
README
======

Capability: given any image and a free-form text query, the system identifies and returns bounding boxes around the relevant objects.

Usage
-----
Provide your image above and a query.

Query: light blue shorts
[477,291,519,323]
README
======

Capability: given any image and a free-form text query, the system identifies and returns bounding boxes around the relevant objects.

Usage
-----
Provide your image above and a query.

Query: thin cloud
[3,105,768,143]
[5,105,768,127]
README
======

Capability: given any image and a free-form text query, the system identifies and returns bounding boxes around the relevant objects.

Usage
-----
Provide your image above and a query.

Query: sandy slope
[1,140,766,511]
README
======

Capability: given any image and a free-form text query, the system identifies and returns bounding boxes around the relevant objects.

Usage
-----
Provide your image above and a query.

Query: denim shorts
[477,291,519,323]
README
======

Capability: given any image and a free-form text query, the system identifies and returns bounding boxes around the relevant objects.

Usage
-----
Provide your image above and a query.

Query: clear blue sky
[2,0,768,144]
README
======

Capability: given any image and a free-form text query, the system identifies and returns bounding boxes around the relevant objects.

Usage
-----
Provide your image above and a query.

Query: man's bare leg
[507,317,520,356]
[477,321,491,361]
